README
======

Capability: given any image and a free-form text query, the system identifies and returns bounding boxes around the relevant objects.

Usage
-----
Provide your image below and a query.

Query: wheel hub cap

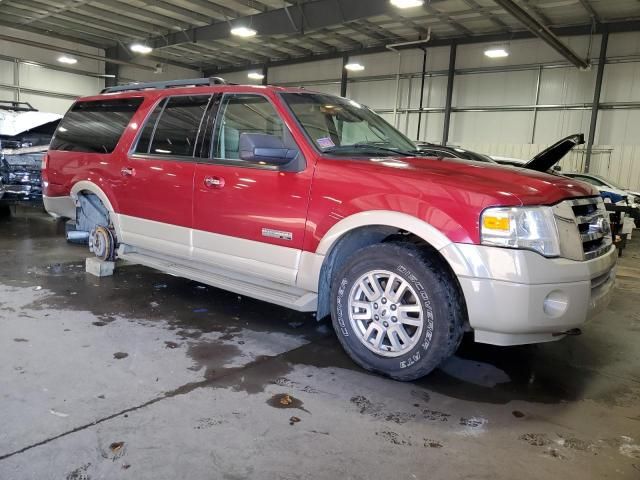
[348,269,424,358]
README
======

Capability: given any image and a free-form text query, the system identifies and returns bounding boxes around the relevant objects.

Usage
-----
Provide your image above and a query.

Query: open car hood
[523,133,584,172]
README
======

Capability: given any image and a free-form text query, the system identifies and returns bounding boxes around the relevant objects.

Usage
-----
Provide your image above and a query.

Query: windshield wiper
[325,143,419,156]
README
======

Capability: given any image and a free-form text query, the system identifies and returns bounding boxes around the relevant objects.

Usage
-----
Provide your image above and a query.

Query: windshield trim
[277,91,418,157]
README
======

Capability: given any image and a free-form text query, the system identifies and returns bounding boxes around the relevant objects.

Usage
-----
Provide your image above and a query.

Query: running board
[118,247,317,312]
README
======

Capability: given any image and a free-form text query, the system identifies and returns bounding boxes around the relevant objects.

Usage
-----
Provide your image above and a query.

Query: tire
[330,242,465,381]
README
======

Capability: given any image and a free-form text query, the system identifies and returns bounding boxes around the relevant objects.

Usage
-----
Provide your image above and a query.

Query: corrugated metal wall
[1,27,638,190]
[267,31,640,190]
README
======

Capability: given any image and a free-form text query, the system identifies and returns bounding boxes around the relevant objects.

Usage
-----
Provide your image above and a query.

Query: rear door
[192,93,312,286]
[114,94,212,259]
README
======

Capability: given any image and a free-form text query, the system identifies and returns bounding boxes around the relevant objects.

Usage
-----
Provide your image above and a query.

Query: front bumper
[441,242,618,346]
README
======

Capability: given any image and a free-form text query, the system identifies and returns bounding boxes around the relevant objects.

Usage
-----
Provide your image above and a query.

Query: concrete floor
[1,207,639,480]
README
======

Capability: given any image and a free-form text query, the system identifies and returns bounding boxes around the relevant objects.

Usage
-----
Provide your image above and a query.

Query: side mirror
[239,133,298,166]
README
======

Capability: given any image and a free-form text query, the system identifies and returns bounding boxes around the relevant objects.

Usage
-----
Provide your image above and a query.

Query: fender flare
[307,210,464,320]
[70,181,122,238]
[316,210,453,256]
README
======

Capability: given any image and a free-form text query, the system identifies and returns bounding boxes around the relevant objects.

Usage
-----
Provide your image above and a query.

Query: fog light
[543,290,569,318]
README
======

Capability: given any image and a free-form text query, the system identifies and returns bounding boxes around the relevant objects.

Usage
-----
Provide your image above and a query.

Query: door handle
[204,176,225,189]
[121,167,135,177]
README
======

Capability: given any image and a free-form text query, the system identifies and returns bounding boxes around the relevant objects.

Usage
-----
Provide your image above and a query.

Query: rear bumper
[43,195,76,219]
[441,242,618,346]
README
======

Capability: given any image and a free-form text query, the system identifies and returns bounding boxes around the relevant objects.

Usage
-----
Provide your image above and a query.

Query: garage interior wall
[1,29,639,190]
[0,27,200,115]
[266,32,640,190]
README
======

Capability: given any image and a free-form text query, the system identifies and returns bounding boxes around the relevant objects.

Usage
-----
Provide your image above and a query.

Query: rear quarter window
[50,97,143,153]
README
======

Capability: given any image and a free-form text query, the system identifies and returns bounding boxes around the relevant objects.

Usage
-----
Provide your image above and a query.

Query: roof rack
[0,100,37,112]
[100,76,228,94]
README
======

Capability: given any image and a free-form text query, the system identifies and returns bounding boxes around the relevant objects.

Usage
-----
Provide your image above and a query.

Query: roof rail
[0,100,37,112]
[100,76,228,94]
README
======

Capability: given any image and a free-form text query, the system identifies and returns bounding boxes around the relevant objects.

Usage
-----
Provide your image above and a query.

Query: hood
[522,133,584,172]
[0,109,62,138]
[346,155,599,205]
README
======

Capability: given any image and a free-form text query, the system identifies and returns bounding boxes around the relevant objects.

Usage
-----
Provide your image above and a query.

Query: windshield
[281,92,418,155]
[590,174,625,189]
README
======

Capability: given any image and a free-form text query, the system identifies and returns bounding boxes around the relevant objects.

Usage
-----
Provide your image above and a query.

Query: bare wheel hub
[348,269,424,358]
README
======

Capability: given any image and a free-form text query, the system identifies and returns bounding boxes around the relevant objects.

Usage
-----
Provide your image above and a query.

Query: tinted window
[148,95,211,157]
[50,98,143,153]
[214,95,285,160]
[134,99,166,154]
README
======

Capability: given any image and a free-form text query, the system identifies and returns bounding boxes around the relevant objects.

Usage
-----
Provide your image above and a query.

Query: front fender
[316,210,454,255]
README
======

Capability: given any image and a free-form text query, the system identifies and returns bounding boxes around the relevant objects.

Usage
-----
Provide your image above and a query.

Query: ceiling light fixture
[484,48,509,58]
[390,0,425,8]
[231,26,257,38]
[57,55,78,64]
[345,63,365,72]
[247,72,265,80]
[131,43,153,54]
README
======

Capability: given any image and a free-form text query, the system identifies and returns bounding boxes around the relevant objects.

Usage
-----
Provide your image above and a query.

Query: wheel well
[74,191,110,232]
[316,225,459,320]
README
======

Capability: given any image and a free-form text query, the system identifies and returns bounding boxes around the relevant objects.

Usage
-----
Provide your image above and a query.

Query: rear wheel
[331,242,465,381]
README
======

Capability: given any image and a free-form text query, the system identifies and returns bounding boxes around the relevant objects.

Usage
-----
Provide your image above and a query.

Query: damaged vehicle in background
[0,100,61,214]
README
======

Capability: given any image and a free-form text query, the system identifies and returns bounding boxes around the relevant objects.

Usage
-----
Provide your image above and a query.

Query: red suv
[43,78,617,380]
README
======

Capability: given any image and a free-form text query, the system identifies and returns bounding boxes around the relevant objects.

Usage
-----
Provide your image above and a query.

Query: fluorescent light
[231,26,257,37]
[390,0,424,8]
[57,55,77,64]
[247,72,265,80]
[345,63,365,72]
[484,48,509,58]
[131,43,152,54]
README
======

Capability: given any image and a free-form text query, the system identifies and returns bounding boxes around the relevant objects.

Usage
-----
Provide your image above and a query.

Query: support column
[261,64,268,86]
[105,46,120,88]
[530,65,542,144]
[415,48,427,140]
[340,54,348,97]
[441,43,457,146]
[13,59,20,101]
[585,31,608,172]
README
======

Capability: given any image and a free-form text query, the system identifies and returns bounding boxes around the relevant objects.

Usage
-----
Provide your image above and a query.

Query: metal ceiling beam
[91,1,192,30]
[519,0,553,26]
[0,16,108,49]
[578,0,601,23]
[149,0,403,49]
[204,19,640,75]
[492,0,589,69]
[0,32,156,71]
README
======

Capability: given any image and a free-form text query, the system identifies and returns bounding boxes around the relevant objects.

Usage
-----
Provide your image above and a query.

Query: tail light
[41,153,49,170]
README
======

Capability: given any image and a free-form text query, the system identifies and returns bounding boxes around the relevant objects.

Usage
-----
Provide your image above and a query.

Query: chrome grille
[553,197,613,261]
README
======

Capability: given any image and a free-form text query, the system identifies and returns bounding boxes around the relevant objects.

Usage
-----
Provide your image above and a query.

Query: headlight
[481,206,560,257]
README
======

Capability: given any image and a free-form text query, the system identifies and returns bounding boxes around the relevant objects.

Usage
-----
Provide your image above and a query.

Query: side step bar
[118,247,318,312]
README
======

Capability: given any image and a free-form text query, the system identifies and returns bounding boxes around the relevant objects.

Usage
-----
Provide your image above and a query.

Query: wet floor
[1,206,639,479]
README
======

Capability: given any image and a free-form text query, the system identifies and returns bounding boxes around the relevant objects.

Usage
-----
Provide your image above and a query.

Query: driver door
[192,93,313,286]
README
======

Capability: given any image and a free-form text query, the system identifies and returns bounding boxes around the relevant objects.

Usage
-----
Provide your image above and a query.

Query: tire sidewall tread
[331,242,464,381]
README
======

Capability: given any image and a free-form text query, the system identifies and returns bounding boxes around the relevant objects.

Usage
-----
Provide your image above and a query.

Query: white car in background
[563,173,640,207]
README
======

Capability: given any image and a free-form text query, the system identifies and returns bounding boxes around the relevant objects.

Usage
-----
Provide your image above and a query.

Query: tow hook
[552,328,582,337]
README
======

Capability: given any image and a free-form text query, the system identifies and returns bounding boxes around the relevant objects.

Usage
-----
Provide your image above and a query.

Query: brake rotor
[89,226,115,261]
